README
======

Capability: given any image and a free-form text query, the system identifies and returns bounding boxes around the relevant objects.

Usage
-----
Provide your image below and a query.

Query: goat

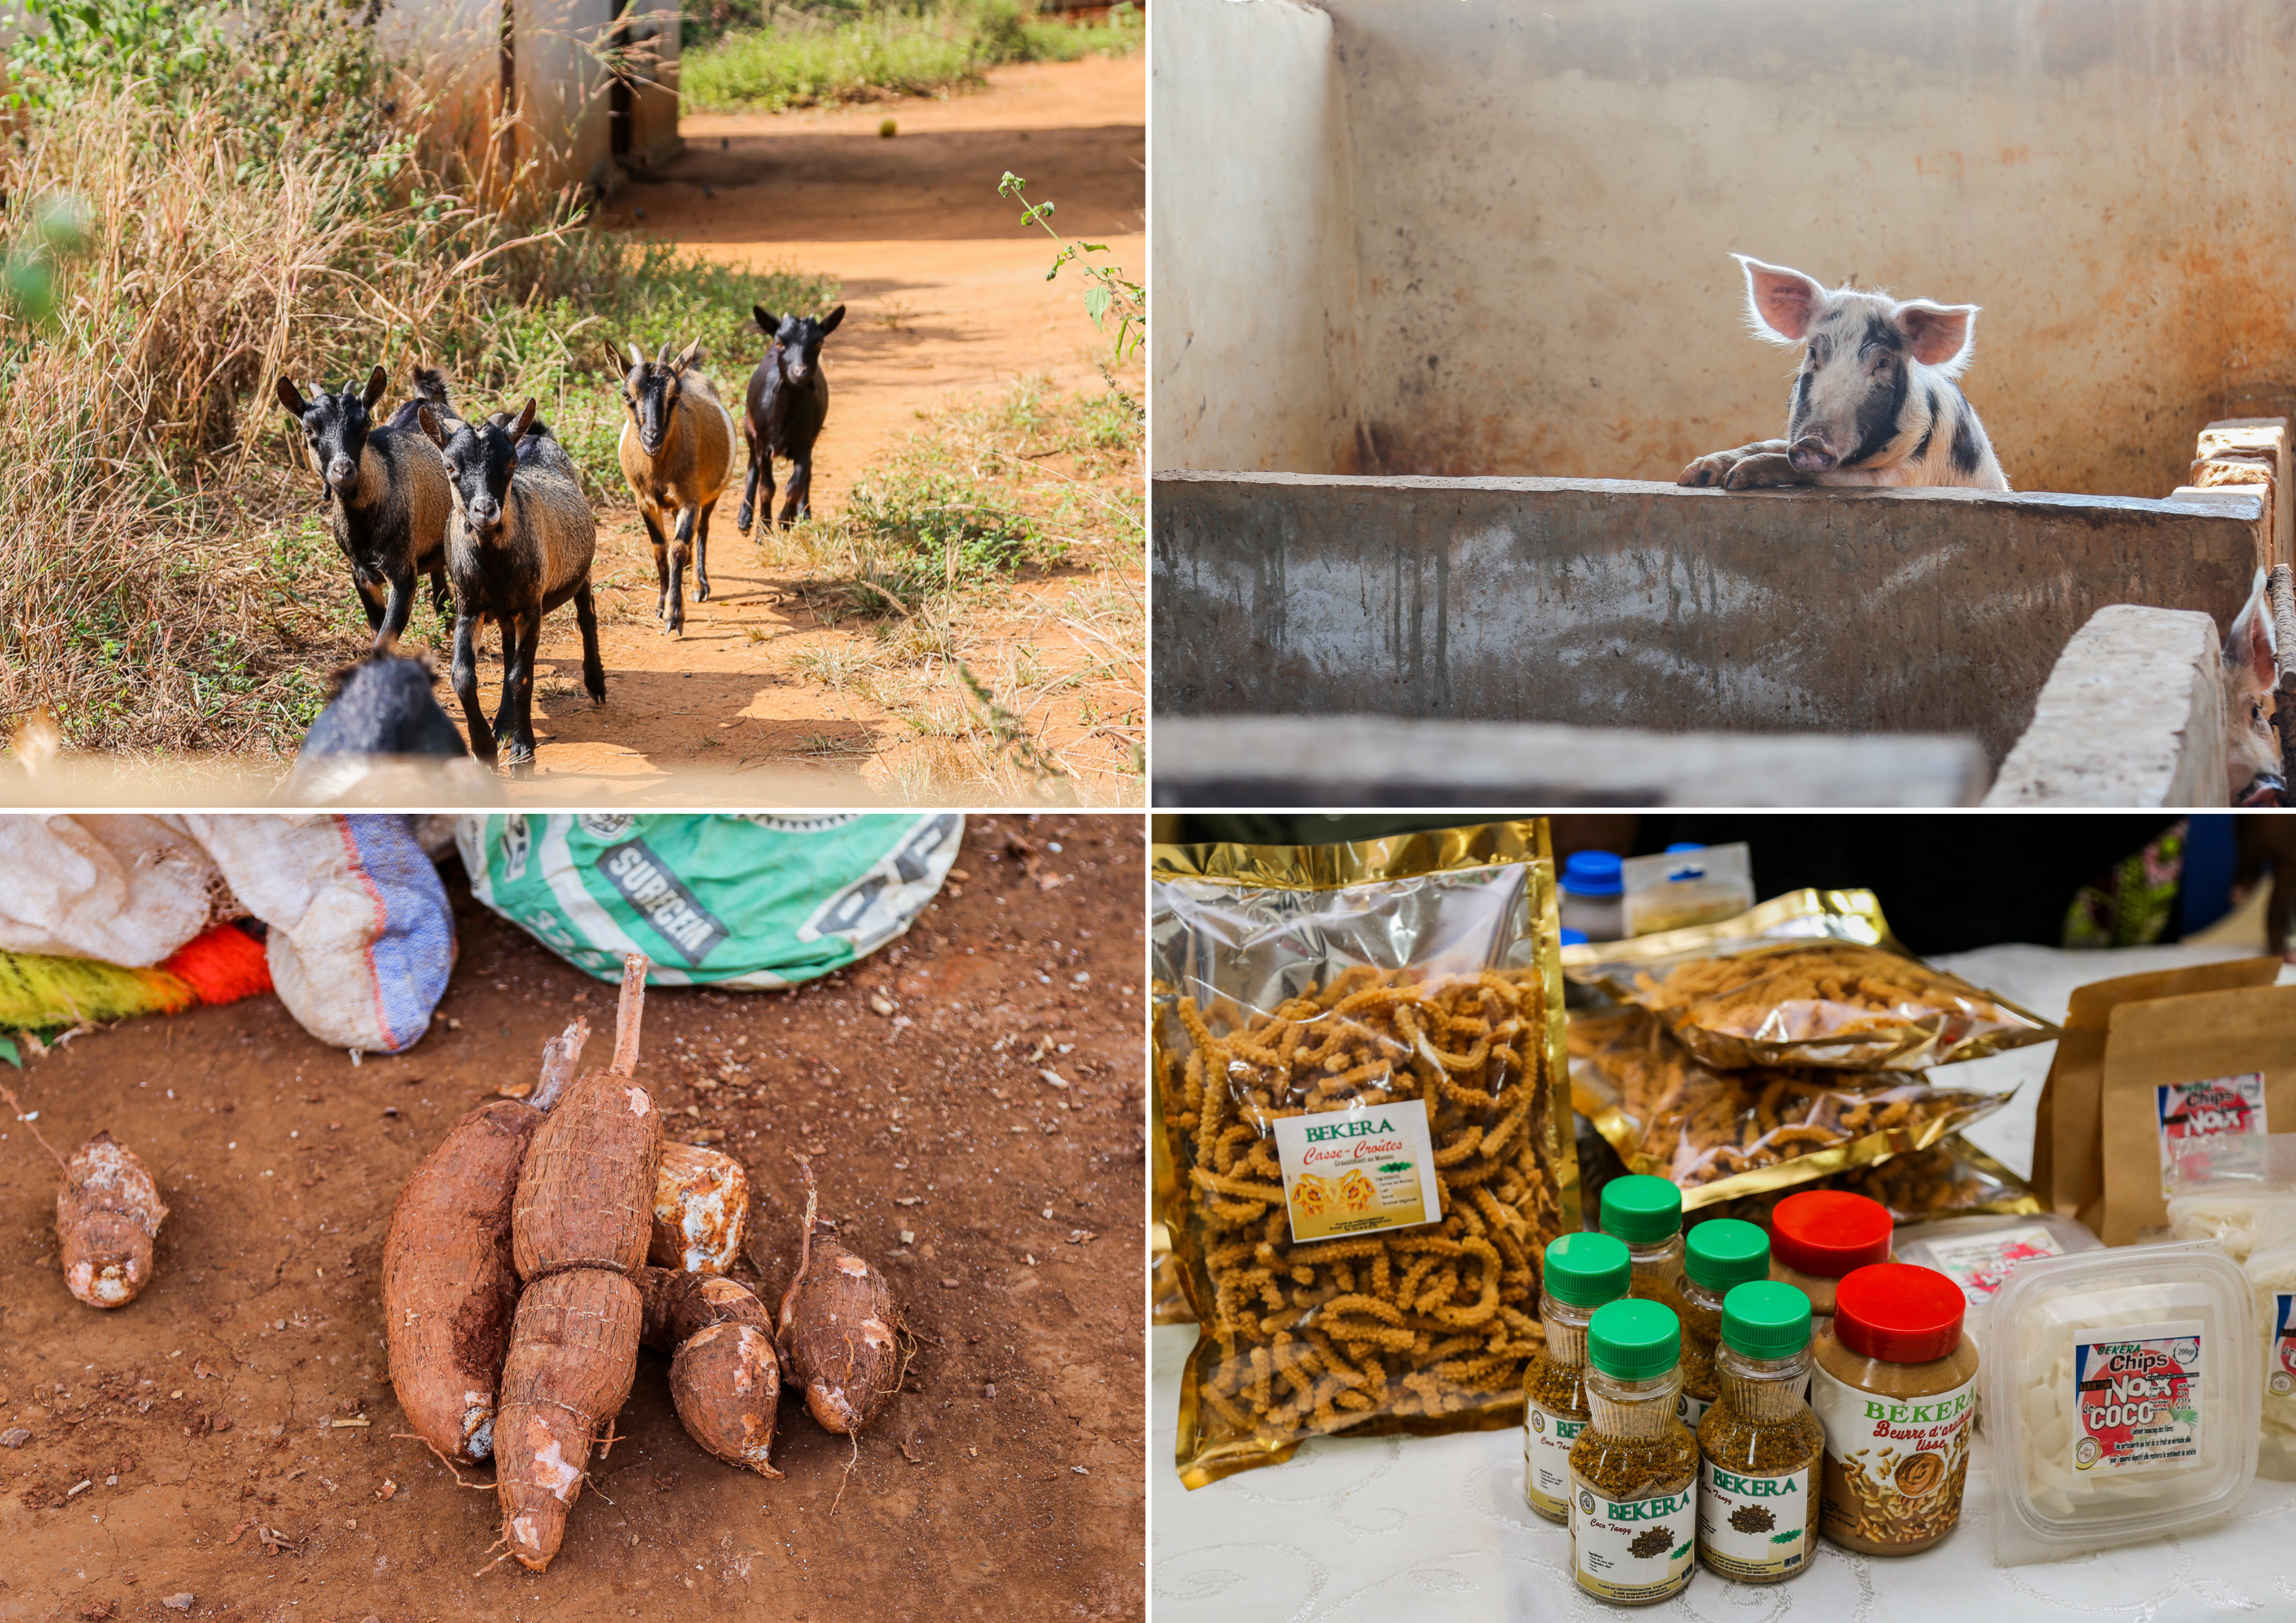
[604,337,735,636]
[275,366,454,649]
[737,302,846,532]
[282,645,494,805]
[415,389,603,775]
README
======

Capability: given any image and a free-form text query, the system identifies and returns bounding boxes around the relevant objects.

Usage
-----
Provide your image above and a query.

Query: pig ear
[2227,568,2279,688]
[1899,300,1979,375]
[1735,255,1828,344]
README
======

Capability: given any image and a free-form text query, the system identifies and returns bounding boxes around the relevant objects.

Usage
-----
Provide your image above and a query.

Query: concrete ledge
[1981,606,2228,806]
[1153,716,1989,807]
[1153,472,2265,768]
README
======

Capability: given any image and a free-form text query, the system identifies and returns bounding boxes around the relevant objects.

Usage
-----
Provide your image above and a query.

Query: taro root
[638,1267,782,1476]
[57,1132,168,1309]
[379,1019,589,1463]
[776,1159,902,1436]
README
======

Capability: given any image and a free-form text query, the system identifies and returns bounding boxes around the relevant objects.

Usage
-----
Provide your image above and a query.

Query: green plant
[999,171,1143,370]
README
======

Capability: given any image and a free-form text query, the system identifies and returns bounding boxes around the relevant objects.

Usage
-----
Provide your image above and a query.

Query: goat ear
[820,304,845,336]
[362,366,389,409]
[512,398,537,439]
[753,305,778,336]
[415,403,449,449]
[675,337,704,372]
[276,376,309,420]
[601,340,629,379]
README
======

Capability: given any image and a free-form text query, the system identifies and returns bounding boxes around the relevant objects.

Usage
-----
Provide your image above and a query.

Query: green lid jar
[1570,1298,1696,1606]
[1522,1232,1632,1524]
[1695,1281,1823,1586]
[1601,1174,1688,1319]
[1677,1218,1770,1426]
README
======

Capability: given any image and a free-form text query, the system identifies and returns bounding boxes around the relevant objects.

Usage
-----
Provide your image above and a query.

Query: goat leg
[491,619,522,746]
[503,612,544,777]
[451,611,497,767]
[781,456,812,527]
[640,510,671,622]
[665,508,695,638]
[736,434,763,535]
[376,564,420,650]
[573,581,607,707]
[693,500,716,603]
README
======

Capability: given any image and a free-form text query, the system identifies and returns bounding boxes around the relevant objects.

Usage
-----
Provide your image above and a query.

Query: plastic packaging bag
[1568,1007,2011,1209]
[1153,821,1576,1488]
[1686,1137,2042,1229]
[1621,843,1753,937]
[1566,890,2055,1070]
[456,813,961,986]
[2165,1136,2296,1263]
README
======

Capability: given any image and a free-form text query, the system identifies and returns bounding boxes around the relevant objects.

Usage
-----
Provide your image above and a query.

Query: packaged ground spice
[1771,1189,1893,1326]
[1697,1281,1824,1583]
[1810,1263,1977,1555]
[1680,1219,1770,1426]
[1151,822,1576,1487]
[1522,1232,1631,1522]
[1568,1299,1697,1606]
[1602,1174,1688,1315]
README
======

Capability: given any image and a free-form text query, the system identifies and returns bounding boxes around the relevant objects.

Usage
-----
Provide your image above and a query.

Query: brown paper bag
[2032,957,2280,1232]
[2097,983,2296,1245]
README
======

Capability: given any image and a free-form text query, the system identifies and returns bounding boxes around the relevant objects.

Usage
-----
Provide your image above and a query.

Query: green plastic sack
[455,813,964,987]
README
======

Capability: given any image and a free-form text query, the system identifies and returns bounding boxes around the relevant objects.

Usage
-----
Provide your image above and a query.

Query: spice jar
[1680,1218,1771,1427]
[1771,1189,1893,1326]
[1696,1281,1824,1582]
[1568,1299,1697,1606]
[1522,1232,1632,1521]
[1810,1263,1977,1555]
[1604,1174,1688,1319]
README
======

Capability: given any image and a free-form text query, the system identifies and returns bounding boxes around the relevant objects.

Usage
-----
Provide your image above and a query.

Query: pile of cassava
[380,954,906,1572]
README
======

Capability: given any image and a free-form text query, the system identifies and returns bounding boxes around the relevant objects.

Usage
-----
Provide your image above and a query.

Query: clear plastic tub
[1895,1213,2104,1353]
[1984,1241,2260,1564]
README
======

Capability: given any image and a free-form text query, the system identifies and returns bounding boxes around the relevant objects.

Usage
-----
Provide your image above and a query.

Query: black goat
[274,366,453,649]
[416,389,603,775]
[283,647,480,803]
[737,303,845,532]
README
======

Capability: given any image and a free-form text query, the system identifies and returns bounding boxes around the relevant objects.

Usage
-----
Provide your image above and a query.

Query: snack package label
[2273,1294,2296,1400]
[1809,1365,1975,1545]
[1697,1461,1813,1580]
[1523,1405,1586,1519]
[1919,1224,2067,1304]
[1570,1480,1694,1602]
[2071,1321,2204,1470]
[1269,1100,1443,1242]
[2156,1073,2268,1193]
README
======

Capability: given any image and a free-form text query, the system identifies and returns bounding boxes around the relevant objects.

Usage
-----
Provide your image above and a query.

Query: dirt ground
[0,814,1146,1621]
[475,56,1146,803]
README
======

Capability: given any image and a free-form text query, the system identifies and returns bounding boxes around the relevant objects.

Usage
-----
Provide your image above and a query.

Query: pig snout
[2237,771,2287,807]
[1786,436,1838,474]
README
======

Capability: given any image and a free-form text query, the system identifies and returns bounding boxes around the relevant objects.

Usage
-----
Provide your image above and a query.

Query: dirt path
[481,56,1145,804]
[0,816,1145,1620]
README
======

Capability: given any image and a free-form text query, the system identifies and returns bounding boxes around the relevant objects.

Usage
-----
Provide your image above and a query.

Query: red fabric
[160,924,273,1006]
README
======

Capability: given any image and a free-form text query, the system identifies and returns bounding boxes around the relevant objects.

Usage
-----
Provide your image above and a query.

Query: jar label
[1523,1404,1586,1519]
[1268,1100,1442,1241]
[2155,1073,2267,1195]
[1918,1224,2066,1303]
[2072,1319,2203,1470]
[1678,1389,1712,1428]
[1697,1461,1813,1579]
[2273,1295,2296,1400]
[1809,1364,1974,1548]
[1569,1479,1694,1602]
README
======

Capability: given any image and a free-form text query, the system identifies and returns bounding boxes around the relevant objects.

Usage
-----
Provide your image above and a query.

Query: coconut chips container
[1983,1241,2260,1564]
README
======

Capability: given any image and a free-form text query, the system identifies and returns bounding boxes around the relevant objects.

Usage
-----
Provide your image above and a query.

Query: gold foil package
[1687,1137,2042,1228]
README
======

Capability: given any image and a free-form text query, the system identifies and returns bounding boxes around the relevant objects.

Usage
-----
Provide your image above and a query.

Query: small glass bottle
[1602,1174,1687,1319]
[1678,1217,1770,1428]
[1567,1298,1698,1607]
[1522,1231,1632,1522]
[1696,1281,1824,1583]
[1769,1188,1892,1329]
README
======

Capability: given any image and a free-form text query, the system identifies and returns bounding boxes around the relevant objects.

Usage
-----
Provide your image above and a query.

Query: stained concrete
[1983,605,2227,806]
[1154,716,1988,806]
[1153,473,2264,768]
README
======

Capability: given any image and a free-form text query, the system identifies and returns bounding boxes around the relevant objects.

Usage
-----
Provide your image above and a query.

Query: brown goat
[604,339,735,636]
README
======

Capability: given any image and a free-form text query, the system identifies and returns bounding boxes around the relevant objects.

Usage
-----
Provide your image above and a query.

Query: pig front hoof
[1721,453,1800,491]
[1678,454,1734,487]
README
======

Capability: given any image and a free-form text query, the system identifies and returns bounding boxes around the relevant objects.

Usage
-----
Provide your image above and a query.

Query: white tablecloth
[1151,943,2296,1623]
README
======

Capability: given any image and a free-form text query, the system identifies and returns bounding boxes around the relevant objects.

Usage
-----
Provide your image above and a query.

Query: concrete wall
[1151,0,1363,472]
[1150,0,2296,499]
[1152,473,2264,766]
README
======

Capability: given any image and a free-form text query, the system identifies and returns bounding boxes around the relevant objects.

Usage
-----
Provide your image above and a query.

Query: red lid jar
[1833,1263,1967,1364]
[1768,1190,1893,1318]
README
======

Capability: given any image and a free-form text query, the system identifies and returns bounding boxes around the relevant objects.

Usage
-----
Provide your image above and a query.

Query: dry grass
[758,374,1143,804]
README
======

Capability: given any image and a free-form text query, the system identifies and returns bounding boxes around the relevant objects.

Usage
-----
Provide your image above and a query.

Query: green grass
[682,0,1139,114]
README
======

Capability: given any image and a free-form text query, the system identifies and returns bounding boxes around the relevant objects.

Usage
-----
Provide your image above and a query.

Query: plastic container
[1601,1174,1687,1318]
[2165,1133,2296,1263]
[1522,1232,1633,1522]
[1895,1212,2103,1353]
[1770,1189,1894,1326]
[1560,851,1625,943]
[1696,1281,1823,1583]
[1809,1263,1978,1555]
[1983,1241,2260,1564]
[1679,1218,1771,1427]
[1569,1299,1697,1606]
[1622,841,1755,937]
[2250,1236,2296,1481]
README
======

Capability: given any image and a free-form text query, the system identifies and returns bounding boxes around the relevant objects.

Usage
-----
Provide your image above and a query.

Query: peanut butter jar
[1809,1263,1978,1555]
[1770,1189,1893,1326]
